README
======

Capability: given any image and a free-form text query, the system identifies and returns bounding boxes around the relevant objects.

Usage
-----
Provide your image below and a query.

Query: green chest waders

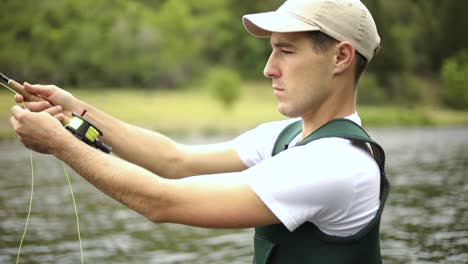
[253,118,390,264]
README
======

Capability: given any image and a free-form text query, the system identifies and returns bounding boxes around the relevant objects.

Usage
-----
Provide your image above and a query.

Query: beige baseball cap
[242,0,380,62]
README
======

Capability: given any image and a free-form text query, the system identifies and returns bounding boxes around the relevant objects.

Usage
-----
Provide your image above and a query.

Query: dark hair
[305,31,368,84]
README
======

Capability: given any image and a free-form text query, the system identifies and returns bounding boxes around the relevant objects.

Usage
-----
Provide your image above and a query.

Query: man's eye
[281,50,293,54]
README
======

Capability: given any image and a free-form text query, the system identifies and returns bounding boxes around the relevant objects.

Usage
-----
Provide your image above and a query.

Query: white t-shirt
[232,113,381,236]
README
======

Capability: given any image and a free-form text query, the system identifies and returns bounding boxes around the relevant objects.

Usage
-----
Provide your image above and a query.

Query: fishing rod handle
[8,79,71,125]
[8,79,44,102]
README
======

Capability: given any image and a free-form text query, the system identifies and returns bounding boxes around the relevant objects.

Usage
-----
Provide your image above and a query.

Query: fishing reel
[65,112,112,153]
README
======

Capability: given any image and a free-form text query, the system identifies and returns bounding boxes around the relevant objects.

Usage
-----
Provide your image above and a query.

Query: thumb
[11,104,27,118]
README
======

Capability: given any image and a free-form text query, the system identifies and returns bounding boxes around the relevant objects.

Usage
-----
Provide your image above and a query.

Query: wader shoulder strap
[272,118,386,186]
[272,120,303,156]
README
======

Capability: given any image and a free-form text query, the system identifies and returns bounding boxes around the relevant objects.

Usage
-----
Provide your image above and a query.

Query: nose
[263,52,280,79]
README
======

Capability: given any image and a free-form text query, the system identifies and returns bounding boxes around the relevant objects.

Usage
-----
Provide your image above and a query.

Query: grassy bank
[1,83,468,139]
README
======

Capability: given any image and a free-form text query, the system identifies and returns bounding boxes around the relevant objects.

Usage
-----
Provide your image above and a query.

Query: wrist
[71,98,87,115]
[51,129,78,159]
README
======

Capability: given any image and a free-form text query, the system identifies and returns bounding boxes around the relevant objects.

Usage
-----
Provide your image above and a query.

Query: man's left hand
[10,105,70,154]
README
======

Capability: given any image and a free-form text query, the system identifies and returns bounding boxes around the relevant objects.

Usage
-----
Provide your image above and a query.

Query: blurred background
[0,1,467,263]
[0,0,467,110]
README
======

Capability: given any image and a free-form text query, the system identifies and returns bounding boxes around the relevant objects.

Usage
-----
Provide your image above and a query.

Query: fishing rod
[0,72,111,153]
[0,72,43,102]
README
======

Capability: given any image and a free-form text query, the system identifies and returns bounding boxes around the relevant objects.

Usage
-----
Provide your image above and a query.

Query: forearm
[70,99,246,178]
[73,99,188,178]
[53,133,170,221]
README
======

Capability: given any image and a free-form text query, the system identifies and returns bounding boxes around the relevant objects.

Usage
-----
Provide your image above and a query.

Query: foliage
[205,67,242,110]
[357,73,386,105]
[441,51,468,110]
[0,0,467,108]
[0,0,278,88]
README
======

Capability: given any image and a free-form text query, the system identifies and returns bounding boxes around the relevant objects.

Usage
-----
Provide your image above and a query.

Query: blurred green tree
[441,51,468,110]
[206,67,242,110]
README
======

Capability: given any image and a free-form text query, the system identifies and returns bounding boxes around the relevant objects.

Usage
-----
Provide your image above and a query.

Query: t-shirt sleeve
[242,138,362,232]
[232,119,298,167]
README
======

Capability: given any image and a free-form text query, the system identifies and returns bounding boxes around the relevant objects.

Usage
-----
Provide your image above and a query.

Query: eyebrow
[270,40,296,49]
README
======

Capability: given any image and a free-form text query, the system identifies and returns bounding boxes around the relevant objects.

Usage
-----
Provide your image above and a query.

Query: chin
[277,104,301,118]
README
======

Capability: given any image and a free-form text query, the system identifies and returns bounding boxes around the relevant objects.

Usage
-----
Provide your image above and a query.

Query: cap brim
[243,11,320,37]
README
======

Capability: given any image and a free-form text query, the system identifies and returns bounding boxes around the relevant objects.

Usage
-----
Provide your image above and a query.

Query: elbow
[137,187,174,224]
[139,203,172,224]
[144,210,167,224]
[158,146,190,178]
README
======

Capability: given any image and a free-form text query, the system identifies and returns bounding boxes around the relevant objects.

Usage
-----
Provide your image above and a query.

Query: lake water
[0,127,467,264]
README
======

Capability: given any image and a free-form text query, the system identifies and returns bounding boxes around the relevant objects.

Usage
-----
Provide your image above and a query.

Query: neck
[300,81,356,138]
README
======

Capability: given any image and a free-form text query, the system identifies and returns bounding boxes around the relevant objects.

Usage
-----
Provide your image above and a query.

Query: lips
[273,84,285,91]
[273,87,285,96]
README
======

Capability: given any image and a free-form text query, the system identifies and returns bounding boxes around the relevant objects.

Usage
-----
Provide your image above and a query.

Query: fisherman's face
[264,32,335,118]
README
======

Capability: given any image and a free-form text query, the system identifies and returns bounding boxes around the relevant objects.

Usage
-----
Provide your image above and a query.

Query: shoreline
[1,113,467,141]
[1,88,467,140]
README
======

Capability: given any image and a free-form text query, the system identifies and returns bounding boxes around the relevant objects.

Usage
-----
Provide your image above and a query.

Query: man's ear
[333,41,355,75]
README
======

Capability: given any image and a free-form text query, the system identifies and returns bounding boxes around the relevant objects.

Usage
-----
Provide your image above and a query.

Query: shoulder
[244,137,380,233]
[241,115,381,235]
[271,137,380,202]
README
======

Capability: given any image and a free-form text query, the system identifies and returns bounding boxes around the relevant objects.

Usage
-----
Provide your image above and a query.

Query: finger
[9,115,19,130]
[54,113,66,123]
[11,105,26,119]
[9,116,24,143]
[24,82,55,98]
[44,105,63,116]
[24,101,53,112]
[14,94,24,103]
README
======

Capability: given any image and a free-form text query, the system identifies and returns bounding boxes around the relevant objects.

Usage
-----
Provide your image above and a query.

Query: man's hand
[14,83,82,124]
[10,105,72,154]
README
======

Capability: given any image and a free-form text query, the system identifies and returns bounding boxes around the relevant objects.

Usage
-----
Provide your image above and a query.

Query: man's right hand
[14,82,82,124]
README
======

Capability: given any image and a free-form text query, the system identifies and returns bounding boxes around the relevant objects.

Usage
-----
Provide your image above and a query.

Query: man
[10,0,389,263]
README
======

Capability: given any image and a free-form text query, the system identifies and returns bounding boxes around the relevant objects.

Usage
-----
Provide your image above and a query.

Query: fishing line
[1,81,19,95]
[15,148,33,264]
[1,81,84,264]
[62,162,84,264]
